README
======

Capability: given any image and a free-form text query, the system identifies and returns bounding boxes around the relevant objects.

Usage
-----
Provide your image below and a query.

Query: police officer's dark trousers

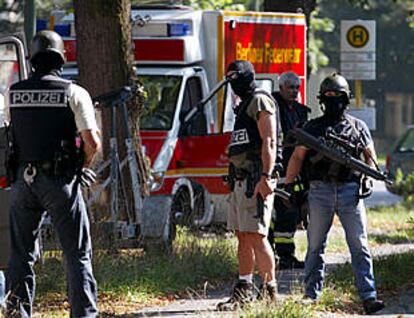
[7,166,98,318]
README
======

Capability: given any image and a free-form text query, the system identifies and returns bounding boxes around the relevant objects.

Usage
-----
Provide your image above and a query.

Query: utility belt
[308,174,360,184]
[226,161,278,196]
[226,160,274,225]
[10,149,83,184]
[19,159,78,176]
[224,164,247,193]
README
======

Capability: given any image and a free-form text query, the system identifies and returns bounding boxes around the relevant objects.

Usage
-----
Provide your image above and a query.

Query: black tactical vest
[305,115,364,183]
[9,74,77,163]
[228,89,279,159]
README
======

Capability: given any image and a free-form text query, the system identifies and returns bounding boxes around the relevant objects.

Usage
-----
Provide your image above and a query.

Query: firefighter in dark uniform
[268,71,310,270]
[218,60,281,310]
[5,30,100,317]
[285,73,385,314]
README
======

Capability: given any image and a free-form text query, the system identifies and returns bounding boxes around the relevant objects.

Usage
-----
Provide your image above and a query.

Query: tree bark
[73,0,149,225]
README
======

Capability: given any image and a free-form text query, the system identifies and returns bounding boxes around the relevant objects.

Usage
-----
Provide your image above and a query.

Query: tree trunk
[73,0,149,226]
[263,0,316,79]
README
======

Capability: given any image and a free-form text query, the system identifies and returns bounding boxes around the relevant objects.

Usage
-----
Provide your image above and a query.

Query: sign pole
[355,80,362,108]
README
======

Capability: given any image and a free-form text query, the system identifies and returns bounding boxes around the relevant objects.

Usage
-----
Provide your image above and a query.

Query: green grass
[29,201,414,317]
[302,202,414,315]
[368,203,414,245]
[271,201,414,315]
[325,250,414,297]
[34,227,238,315]
[318,252,414,314]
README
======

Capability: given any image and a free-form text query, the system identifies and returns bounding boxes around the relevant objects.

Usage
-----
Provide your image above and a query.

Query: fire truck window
[180,77,207,136]
[140,75,182,130]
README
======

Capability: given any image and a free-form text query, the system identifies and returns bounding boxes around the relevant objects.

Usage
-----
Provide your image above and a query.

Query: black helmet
[30,30,65,65]
[319,73,351,102]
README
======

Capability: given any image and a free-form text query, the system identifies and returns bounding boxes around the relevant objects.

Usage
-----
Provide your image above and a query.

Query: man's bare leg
[250,232,276,283]
[237,231,255,275]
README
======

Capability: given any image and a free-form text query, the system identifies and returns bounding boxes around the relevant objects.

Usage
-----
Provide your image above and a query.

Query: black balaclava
[321,94,349,124]
[31,52,63,77]
[227,60,256,100]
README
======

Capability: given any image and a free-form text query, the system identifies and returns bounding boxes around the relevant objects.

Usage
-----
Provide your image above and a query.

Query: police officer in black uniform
[5,30,100,317]
[268,71,310,270]
[285,73,385,314]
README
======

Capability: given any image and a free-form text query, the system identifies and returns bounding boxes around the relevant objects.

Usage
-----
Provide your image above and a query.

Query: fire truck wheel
[163,207,176,253]
[171,183,204,232]
[171,186,192,227]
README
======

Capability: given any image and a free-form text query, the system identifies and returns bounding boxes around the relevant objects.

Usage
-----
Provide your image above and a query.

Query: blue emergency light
[168,23,191,36]
[36,19,71,36]
[36,19,47,32]
[54,24,71,36]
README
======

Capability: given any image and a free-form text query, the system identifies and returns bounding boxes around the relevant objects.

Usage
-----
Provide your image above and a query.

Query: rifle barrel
[293,128,393,185]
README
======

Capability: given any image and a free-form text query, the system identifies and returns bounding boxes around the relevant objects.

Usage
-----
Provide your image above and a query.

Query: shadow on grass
[370,228,414,245]
[35,228,238,314]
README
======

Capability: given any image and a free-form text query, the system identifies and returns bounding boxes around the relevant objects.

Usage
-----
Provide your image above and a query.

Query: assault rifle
[290,128,393,185]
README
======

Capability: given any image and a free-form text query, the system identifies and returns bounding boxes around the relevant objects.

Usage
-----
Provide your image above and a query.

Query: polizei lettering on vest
[230,128,250,146]
[10,90,67,107]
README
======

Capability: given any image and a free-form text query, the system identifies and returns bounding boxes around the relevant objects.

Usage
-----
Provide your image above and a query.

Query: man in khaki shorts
[218,60,280,310]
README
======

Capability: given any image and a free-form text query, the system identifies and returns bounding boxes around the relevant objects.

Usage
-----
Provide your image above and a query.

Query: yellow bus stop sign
[346,25,369,48]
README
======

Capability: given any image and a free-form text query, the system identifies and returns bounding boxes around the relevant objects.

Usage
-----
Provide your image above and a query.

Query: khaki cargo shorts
[227,179,275,236]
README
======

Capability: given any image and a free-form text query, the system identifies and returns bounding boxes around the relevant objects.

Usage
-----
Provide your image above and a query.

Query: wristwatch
[261,172,272,179]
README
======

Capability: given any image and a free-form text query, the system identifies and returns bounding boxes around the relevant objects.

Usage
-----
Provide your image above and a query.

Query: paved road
[365,179,402,208]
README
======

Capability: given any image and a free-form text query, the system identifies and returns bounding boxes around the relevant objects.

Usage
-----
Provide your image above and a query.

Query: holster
[246,160,265,224]
[245,160,261,198]
[4,124,16,184]
[48,139,84,178]
[53,147,83,178]
[5,149,16,185]
[225,163,237,192]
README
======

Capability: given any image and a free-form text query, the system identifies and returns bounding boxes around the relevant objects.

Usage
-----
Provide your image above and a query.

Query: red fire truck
[0,6,306,248]
[126,7,307,245]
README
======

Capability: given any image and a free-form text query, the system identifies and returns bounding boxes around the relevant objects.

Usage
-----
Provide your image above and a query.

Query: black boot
[363,298,385,314]
[258,282,277,302]
[279,255,304,270]
[217,280,255,311]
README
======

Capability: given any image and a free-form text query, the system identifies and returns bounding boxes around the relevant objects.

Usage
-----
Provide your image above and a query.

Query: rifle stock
[291,128,393,185]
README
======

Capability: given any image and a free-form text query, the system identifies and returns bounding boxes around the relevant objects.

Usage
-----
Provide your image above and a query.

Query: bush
[391,169,414,203]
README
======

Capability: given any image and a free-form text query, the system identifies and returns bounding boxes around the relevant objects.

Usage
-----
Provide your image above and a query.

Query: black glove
[284,183,305,206]
[79,167,97,188]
